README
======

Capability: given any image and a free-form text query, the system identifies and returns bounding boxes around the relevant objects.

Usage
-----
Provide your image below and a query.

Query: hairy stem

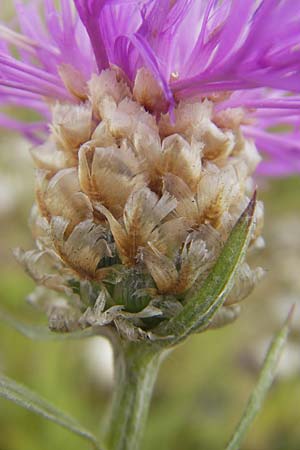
[105,342,164,450]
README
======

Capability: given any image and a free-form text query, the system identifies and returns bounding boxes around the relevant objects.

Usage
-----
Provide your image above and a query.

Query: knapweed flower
[0,0,298,338]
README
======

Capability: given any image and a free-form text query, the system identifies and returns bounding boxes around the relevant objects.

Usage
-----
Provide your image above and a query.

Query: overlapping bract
[16,69,264,337]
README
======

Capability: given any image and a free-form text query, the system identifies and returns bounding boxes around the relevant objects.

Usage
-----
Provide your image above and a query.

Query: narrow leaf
[0,308,95,341]
[158,193,256,343]
[225,307,294,450]
[0,373,103,450]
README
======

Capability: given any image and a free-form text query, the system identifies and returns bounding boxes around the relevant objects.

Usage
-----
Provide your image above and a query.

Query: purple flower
[1,0,300,175]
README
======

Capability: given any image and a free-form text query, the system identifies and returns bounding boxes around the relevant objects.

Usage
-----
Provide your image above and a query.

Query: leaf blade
[0,373,103,450]
[225,307,293,450]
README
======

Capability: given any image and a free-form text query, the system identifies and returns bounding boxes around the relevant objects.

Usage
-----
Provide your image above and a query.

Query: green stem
[105,342,163,450]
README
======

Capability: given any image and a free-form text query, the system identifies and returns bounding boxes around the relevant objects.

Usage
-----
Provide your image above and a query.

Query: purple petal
[74,0,138,71]
[244,125,300,176]
[172,0,300,99]
[0,112,47,143]
[0,0,299,179]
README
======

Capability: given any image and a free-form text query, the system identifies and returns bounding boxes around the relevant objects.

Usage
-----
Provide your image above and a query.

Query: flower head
[14,67,264,338]
[0,1,297,340]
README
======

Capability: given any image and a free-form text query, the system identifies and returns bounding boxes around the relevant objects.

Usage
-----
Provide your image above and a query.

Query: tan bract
[16,68,264,337]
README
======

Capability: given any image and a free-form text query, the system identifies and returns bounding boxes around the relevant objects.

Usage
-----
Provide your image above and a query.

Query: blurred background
[1,4,300,450]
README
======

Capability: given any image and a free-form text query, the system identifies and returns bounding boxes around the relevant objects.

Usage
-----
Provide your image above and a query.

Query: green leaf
[0,373,103,450]
[225,306,293,450]
[158,192,257,343]
[0,308,95,341]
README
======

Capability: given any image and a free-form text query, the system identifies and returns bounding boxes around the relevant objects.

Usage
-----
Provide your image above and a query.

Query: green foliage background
[0,4,300,449]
